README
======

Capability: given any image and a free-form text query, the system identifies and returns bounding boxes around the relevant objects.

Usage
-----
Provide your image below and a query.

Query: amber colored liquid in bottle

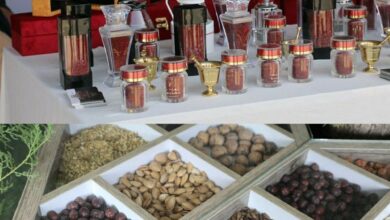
[125,83,145,109]
[166,73,185,100]
[335,51,353,75]
[267,29,283,44]
[111,36,131,72]
[261,60,279,84]
[226,66,244,91]
[292,56,310,79]
[348,20,365,41]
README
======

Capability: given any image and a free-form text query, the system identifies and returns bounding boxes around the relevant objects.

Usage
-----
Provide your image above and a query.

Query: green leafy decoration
[0,125,53,194]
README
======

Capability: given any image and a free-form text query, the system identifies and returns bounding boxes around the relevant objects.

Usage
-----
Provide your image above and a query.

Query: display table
[1,33,390,123]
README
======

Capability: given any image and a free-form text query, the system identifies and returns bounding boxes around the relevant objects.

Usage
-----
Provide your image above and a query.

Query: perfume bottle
[252,0,279,45]
[220,0,252,51]
[100,4,132,87]
[58,1,93,90]
[173,0,207,62]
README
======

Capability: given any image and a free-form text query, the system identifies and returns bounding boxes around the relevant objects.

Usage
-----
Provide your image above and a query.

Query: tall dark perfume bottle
[58,1,93,90]
[302,0,336,59]
[173,0,207,62]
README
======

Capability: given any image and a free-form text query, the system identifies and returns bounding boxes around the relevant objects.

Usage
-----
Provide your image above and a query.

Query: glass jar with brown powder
[257,43,282,87]
[161,56,188,103]
[331,36,356,78]
[221,49,248,94]
[288,40,313,83]
[344,5,367,41]
[264,15,286,45]
[120,64,148,113]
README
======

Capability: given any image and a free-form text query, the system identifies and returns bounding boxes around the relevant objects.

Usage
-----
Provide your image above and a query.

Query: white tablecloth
[1,32,390,123]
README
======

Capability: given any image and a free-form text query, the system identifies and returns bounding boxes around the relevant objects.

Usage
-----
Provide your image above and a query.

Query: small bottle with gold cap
[221,49,248,94]
[344,5,367,41]
[288,40,313,83]
[135,28,160,58]
[257,44,282,87]
[264,15,286,45]
[120,64,149,113]
[331,36,356,78]
[160,56,188,103]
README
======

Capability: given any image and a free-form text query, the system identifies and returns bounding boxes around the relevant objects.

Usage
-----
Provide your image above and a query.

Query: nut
[211,146,227,158]
[196,131,209,144]
[209,134,225,146]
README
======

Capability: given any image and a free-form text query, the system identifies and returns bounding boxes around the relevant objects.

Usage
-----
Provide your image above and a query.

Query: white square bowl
[66,123,163,141]
[39,180,142,219]
[174,124,294,148]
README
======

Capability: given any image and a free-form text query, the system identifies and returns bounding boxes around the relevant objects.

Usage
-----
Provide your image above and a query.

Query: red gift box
[11,11,106,56]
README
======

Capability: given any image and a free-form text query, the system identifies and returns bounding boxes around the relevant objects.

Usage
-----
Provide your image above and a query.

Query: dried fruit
[229,207,271,220]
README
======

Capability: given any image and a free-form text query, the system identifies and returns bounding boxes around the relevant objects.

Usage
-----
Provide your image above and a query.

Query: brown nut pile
[188,125,279,175]
[114,151,222,220]
[266,163,379,220]
[229,207,271,220]
[58,125,147,185]
[42,195,127,220]
[344,157,390,180]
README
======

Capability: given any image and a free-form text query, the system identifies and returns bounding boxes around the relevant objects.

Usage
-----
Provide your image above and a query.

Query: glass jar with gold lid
[160,56,188,103]
[220,49,248,94]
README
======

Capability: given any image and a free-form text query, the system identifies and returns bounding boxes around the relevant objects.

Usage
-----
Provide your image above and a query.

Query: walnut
[201,147,211,156]
[239,140,251,147]
[251,144,265,152]
[248,152,263,165]
[235,155,249,166]
[218,125,231,135]
[227,124,238,130]
[252,134,266,144]
[226,132,239,141]
[225,139,238,154]
[218,155,234,167]
[207,127,220,135]
[231,163,247,176]
[209,134,225,146]
[238,129,254,141]
[196,131,209,145]
[188,137,204,149]
[211,146,227,158]
[237,145,250,155]
[265,142,277,153]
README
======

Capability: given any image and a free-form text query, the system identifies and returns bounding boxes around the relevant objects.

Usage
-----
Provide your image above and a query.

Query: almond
[149,161,162,172]
[155,153,168,164]
[168,151,179,161]
[181,201,195,211]
[165,196,176,211]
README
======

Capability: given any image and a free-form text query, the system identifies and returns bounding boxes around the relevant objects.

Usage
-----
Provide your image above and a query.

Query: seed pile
[229,207,271,220]
[344,157,390,180]
[266,163,379,220]
[43,195,127,220]
[188,124,279,175]
[58,125,147,185]
[114,151,222,220]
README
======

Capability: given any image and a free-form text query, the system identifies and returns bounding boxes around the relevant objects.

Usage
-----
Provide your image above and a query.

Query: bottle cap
[289,40,313,55]
[257,44,282,59]
[264,15,286,29]
[345,6,367,19]
[135,28,159,43]
[177,0,205,4]
[331,36,356,50]
[161,56,188,73]
[221,49,247,65]
[121,64,148,82]
[100,4,131,25]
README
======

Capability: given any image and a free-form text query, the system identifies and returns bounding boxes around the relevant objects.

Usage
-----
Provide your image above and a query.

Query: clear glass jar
[221,49,247,94]
[334,0,353,34]
[331,36,356,78]
[120,65,148,113]
[264,15,286,45]
[288,40,313,83]
[344,5,367,41]
[160,56,188,103]
[257,44,282,87]
[135,28,160,58]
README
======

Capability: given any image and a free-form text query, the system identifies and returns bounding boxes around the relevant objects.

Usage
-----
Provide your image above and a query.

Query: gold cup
[282,39,296,58]
[134,50,159,90]
[192,56,221,96]
[358,41,382,73]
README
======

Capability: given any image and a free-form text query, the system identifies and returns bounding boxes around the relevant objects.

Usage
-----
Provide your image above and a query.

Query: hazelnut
[224,139,238,154]
[188,137,204,149]
[231,163,247,175]
[251,134,266,144]
[207,127,220,135]
[196,131,209,145]
[238,129,254,141]
[237,145,250,155]
[225,132,239,141]
[250,144,265,152]
[235,155,249,166]
[211,146,227,158]
[209,134,225,146]
[218,155,234,167]
[248,152,262,165]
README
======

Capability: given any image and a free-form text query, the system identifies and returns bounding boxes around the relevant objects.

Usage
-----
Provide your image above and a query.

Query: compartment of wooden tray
[98,138,239,219]
[13,124,167,220]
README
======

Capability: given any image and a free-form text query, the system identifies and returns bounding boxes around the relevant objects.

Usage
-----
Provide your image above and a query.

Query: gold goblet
[358,41,382,73]
[192,56,221,96]
[134,50,159,90]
